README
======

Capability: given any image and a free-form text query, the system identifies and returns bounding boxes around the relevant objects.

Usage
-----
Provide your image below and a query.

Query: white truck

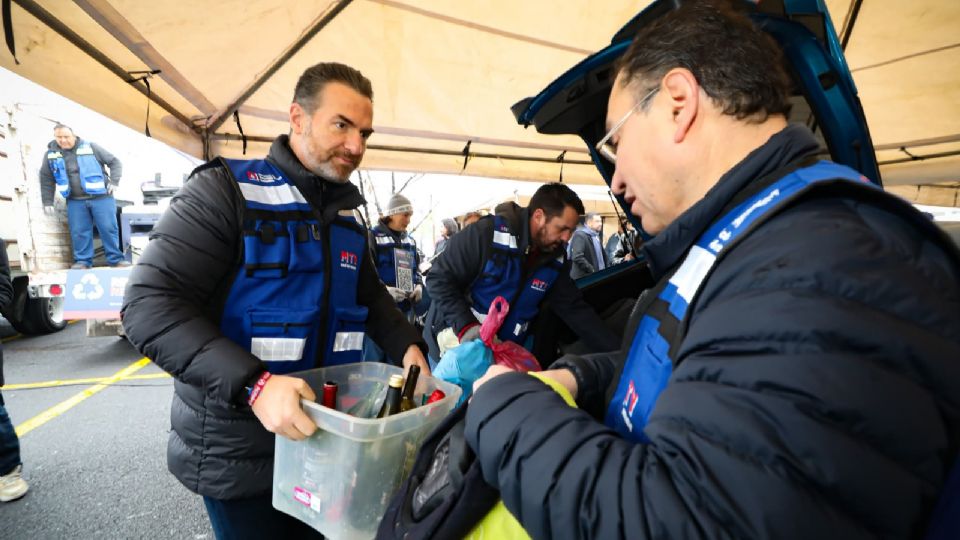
[0,102,164,336]
[0,102,70,334]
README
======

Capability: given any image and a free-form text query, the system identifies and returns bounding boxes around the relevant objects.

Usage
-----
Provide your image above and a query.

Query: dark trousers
[66,196,124,265]
[202,494,324,540]
[0,391,21,477]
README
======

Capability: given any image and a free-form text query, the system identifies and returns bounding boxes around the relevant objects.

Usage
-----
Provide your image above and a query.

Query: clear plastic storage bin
[272,362,460,539]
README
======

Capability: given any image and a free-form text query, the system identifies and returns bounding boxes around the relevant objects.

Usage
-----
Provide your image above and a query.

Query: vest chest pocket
[479,251,509,282]
[243,223,291,278]
[247,307,320,369]
[288,222,325,273]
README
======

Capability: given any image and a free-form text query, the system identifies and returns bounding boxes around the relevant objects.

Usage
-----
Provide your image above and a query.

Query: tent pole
[206,0,354,133]
[12,0,195,130]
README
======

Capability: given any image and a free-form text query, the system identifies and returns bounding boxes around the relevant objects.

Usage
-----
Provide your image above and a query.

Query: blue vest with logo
[605,161,881,442]
[219,159,368,374]
[47,142,107,198]
[371,223,420,311]
[469,216,564,344]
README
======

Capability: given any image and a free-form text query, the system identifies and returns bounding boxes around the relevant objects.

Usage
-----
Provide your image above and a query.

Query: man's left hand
[401,344,431,377]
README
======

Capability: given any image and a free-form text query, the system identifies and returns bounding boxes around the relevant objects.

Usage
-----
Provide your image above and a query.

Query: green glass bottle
[376,374,405,418]
[399,365,420,413]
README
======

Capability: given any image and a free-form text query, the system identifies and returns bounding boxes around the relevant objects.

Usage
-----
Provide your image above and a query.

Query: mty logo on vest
[621,380,639,432]
[531,278,549,292]
[246,171,283,184]
[340,250,358,271]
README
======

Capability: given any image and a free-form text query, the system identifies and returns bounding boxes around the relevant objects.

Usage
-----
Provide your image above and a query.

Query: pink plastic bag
[479,296,541,373]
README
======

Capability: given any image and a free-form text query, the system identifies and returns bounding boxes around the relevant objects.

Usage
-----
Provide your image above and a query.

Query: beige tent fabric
[1,0,957,188]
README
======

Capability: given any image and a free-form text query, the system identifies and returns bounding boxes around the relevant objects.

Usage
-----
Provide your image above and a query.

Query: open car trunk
[514,0,879,366]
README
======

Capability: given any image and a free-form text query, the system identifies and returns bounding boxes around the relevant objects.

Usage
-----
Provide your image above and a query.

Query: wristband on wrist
[246,371,271,407]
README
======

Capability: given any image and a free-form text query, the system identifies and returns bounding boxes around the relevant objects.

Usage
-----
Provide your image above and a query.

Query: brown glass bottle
[398,365,420,413]
[376,374,405,419]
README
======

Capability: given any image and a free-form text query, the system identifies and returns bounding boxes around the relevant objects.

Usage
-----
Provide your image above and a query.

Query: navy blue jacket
[465,126,960,539]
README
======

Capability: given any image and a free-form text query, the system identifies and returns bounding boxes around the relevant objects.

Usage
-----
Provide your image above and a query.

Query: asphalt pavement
[0,321,213,539]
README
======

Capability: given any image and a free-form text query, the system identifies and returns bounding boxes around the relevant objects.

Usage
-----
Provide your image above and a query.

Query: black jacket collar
[641,124,822,279]
[265,135,365,224]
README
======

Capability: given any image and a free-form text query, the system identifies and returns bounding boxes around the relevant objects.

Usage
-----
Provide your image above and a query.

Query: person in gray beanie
[365,193,423,362]
[370,193,422,310]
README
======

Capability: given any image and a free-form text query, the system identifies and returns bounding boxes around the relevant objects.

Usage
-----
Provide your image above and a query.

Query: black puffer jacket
[122,136,424,500]
[424,203,619,359]
[465,126,960,539]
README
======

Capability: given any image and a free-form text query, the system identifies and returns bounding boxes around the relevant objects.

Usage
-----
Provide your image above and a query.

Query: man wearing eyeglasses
[466,2,960,538]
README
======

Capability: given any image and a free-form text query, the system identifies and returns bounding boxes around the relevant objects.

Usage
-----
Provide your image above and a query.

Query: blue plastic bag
[432,339,493,406]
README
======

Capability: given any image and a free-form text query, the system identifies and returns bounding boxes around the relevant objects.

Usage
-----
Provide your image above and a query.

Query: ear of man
[660,68,701,144]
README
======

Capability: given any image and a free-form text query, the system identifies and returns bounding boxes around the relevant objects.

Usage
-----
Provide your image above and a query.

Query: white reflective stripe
[669,245,717,304]
[375,236,394,245]
[76,146,95,155]
[84,182,106,190]
[48,151,63,159]
[251,337,306,361]
[492,231,518,248]
[470,308,488,323]
[333,332,364,352]
[238,182,308,206]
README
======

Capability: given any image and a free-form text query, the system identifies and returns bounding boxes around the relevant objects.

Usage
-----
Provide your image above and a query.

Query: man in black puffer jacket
[122,63,430,538]
[467,3,960,539]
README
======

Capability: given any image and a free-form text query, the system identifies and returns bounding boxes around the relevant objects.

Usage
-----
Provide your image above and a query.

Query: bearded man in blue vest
[466,3,960,539]
[39,124,128,269]
[424,182,619,363]
[121,62,430,538]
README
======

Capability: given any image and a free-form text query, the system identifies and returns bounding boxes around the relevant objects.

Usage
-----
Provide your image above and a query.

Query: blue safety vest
[469,216,564,344]
[605,161,883,442]
[46,142,108,198]
[371,223,420,311]
[218,159,368,374]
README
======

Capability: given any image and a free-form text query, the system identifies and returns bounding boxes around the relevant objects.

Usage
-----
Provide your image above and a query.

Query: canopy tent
[1,0,957,191]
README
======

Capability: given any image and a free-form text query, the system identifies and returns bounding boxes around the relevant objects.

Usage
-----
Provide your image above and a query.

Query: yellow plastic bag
[463,372,578,540]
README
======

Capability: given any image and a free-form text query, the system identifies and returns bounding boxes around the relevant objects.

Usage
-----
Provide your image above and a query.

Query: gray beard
[314,161,351,183]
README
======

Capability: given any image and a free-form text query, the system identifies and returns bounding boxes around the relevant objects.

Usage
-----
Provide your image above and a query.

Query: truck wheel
[22,296,67,334]
[3,280,35,335]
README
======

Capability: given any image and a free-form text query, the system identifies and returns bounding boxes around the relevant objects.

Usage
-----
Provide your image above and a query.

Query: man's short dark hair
[293,62,373,113]
[617,0,792,122]
[53,123,73,133]
[529,183,585,219]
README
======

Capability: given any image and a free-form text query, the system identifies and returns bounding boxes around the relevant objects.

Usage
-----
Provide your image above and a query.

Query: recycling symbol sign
[72,273,105,300]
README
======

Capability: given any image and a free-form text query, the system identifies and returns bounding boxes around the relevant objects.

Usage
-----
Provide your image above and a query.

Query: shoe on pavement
[110,260,132,267]
[0,465,29,502]
[71,262,92,270]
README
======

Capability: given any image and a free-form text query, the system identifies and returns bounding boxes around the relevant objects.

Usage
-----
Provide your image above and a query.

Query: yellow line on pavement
[1,372,170,390]
[14,358,152,437]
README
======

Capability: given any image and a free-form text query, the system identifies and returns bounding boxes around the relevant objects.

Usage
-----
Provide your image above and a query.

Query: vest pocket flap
[330,306,368,352]
[247,308,319,362]
[288,221,325,272]
[243,223,291,278]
